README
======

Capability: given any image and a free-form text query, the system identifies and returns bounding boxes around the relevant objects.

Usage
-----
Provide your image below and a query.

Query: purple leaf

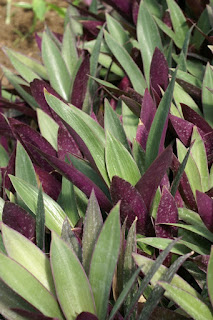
[110,176,153,235]
[120,96,141,117]
[118,76,131,91]
[160,173,170,190]
[76,312,98,320]
[193,255,210,273]
[26,144,112,212]
[206,188,213,198]
[140,88,156,131]
[1,147,16,197]
[101,0,132,20]
[162,11,173,29]
[132,0,139,25]
[181,104,212,134]
[150,48,169,97]
[0,113,13,138]
[171,155,197,211]
[136,120,148,151]
[2,202,35,242]
[177,80,201,100]
[202,131,213,166]
[12,309,57,320]
[34,165,61,201]
[155,187,178,238]
[9,119,56,172]
[135,146,173,210]
[127,88,143,105]
[57,126,82,160]
[35,32,42,51]
[81,20,104,36]
[169,114,194,147]
[30,79,65,126]
[71,55,90,109]
[174,190,184,208]
[196,190,213,232]
[0,98,36,118]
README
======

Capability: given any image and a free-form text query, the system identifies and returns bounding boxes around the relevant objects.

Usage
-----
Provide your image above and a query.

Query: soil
[0,0,68,87]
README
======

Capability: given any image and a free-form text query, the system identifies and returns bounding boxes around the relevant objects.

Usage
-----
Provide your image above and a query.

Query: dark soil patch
[0,0,68,86]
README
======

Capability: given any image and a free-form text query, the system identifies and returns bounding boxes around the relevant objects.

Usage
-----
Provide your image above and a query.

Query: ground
[0,0,68,86]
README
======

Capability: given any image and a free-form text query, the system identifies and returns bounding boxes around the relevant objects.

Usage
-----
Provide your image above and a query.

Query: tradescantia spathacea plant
[0,0,212,319]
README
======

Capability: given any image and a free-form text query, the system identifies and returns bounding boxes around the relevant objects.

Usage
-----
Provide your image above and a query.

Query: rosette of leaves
[0,0,212,319]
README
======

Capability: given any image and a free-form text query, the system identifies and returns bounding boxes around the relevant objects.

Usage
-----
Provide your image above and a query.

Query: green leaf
[0,145,9,167]
[137,237,191,255]
[153,16,179,47]
[202,63,213,127]
[145,68,177,169]
[42,31,71,101]
[4,47,41,83]
[9,175,66,235]
[0,197,5,221]
[167,0,189,48]
[137,1,163,85]
[37,109,59,150]
[174,69,202,89]
[104,99,130,152]
[57,176,79,227]
[105,131,141,185]
[159,282,213,320]
[15,141,37,188]
[139,252,193,320]
[208,246,213,307]
[45,92,109,185]
[89,203,121,320]
[51,232,96,320]
[143,0,162,18]
[82,190,103,275]
[62,22,78,76]
[32,0,46,20]
[177,139,203,196]
[109,266,142,320]
[122,101,139,142]
[2,223,55,295]
[98,53,125,77]
[3,47,48,79]
[191,127,210,192]
[178,207,207,227]
[36,185,45,251]
[0,252,63,319]
[106,14,132,53]
[192,8,211,50]
[0,278,36,320]
[104,31,147,95]
[132,140,146,176]
[133,253,201,299]
[1,65,39,109]
[61,218,82,261]
[125,238,181,319]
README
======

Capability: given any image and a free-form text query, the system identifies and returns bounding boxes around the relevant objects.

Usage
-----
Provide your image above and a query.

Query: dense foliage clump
[0,0,212,319]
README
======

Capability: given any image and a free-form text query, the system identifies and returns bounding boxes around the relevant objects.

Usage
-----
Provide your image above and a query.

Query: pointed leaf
[181,104,212,134]
[37,109,59,150]
[89,203,121,320]
[0,252,63,319]
[104,31,146,95]
[140,88,156,131]
[2,202,35,241]
[150,48,169,96]
[36,186,45,251]
[155,187,178,238]
[110,176,151,235]
[106,131,141,185]
[9,175,66,235]
[2,223,55,295]
[145,69,177,169]
[158,282,213,320]
[104,99,130,152]
[202,63,213,127]
[57,126,81,160]
[196,191,213,232]
[61,218,82,261]
[62,22,78,76]
[51,233,96,320]
[44,91,109,185]
[136,145,173,210]
[82,190,103,275]
[169,115,193,147]
[137,1,163,85]
[42,31,71,101]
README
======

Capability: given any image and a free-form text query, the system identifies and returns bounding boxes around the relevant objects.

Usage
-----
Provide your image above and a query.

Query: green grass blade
[36,185,45,251]
[202,63,213,127]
